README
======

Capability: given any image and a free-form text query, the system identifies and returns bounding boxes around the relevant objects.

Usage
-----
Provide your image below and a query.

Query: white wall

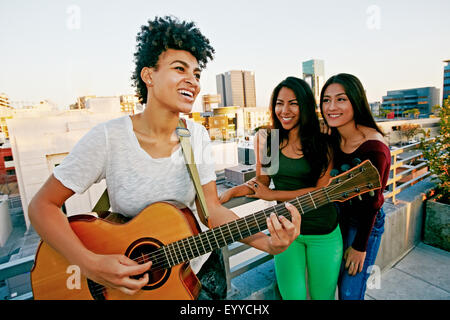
[7,110,125,228]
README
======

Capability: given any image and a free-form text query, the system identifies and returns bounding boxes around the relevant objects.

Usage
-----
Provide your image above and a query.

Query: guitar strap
[176,118,210,228]
[92,118,210,227]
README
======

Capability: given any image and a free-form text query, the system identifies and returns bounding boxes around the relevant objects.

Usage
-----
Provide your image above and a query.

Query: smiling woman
[319,73,391,300]
[28,16,301,301]
[219,77,342,300]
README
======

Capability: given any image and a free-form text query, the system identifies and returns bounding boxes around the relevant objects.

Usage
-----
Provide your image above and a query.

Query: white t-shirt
[53,115,216,273]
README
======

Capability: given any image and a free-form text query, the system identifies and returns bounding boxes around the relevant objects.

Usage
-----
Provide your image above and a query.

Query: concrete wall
[375,178,436,271]
[0,196,12,247]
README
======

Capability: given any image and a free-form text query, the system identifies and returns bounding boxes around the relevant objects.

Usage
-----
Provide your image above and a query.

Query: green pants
[274,225,343,300]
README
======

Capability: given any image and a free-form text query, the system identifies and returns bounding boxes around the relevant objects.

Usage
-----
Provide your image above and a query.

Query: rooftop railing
[384,138,434,203]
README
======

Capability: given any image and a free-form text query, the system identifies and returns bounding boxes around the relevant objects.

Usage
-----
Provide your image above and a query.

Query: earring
[148,80,152,85]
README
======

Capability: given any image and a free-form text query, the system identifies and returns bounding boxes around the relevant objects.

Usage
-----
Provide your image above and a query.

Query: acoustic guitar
[31,159,381,300]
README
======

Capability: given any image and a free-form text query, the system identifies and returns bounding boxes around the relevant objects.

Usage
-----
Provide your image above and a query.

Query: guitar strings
[111,169,373,271]
[129,169,373,269]
[85,169,376,296]
[88,183,374,297]
[96,170,376,278]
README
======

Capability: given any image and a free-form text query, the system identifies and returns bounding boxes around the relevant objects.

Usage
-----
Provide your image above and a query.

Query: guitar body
[31,202,202,300]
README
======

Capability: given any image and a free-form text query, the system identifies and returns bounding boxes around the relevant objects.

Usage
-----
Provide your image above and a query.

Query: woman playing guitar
[28,16,301,300]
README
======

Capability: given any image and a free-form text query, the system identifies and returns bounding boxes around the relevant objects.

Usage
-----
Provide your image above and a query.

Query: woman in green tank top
[220,77,343,300]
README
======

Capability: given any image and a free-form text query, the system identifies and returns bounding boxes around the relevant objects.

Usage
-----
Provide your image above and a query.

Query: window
[6,169,15,175]
[3,155,13,161]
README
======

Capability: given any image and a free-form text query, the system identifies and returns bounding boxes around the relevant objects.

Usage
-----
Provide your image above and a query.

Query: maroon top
[333,140,391,252]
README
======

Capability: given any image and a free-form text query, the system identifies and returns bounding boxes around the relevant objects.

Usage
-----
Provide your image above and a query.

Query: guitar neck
[150,187,332,270]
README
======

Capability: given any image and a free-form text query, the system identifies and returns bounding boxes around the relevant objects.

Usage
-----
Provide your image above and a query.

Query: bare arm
[246,158,334,202]
[203,181,300,255]
[219,130,272,204]
[29,175,151,295]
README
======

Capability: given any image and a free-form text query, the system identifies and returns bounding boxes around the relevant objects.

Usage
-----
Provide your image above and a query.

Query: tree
[420,97,450,204]
[431,105,441,116]
[399,123,420,144]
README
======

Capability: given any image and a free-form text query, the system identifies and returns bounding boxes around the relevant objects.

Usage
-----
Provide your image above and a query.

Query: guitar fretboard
[149,188,332,270]
[139,159,380,271]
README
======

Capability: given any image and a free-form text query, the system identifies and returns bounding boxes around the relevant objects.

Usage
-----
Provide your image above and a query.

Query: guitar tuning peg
[352,158,361,166]
[369,190,375,197]
[340,164,351,172]
[330,169,339,177]
[358,195,363,201]
[349,200,352,205]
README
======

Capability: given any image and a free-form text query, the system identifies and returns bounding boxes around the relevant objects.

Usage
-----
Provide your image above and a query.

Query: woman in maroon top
[319,73,391,300]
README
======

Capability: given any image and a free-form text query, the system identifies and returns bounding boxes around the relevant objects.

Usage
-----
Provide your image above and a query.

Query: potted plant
[419,97,449,251]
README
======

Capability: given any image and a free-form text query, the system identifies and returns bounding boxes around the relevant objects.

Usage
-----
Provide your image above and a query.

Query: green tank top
[270,151,338,235]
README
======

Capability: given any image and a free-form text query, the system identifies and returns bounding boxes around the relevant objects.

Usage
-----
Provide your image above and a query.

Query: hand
[219,189,234,204]
[344,247,366,276]
[266,202,301,255]
[81,253,152,295]
[245,178,273,201]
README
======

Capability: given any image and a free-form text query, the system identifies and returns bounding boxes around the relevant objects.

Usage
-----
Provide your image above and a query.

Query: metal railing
[0,139,436,299]
[384,138,434,203]
[0,255,34,300]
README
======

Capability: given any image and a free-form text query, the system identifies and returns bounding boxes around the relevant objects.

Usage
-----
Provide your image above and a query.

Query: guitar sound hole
[125,238,171,291]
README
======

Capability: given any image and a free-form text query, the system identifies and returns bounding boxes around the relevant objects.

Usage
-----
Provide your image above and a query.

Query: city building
[188,106,239,141]
[188,106,271,140]
[0,93,11,109]
[370,101,381,117]
[443,60,450,104]
[76,95,139,114]
[0,93,13,139]
[119,94,139,114]
[76,95,97,109]
[202,94,221,112]
[302,59,325,104]
[381,87,440,118]
[216,70,256,107]
[0,142,17,195]
[242,107,271,133]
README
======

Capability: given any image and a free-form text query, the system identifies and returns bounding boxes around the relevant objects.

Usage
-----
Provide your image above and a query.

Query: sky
[1,0,449,112]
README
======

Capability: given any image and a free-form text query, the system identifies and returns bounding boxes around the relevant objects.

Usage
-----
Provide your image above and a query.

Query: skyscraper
[443,60,450,104]
[302,59,324,104]
[216,70,256,107]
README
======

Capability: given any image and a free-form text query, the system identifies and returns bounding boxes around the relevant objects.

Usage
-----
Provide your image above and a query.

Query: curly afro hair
[131,16,215,103]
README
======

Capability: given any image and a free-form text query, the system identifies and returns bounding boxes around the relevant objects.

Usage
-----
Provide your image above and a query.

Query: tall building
[216,70,256,107]
[119,94,139,114]
[369,101,381,117]
[302,59,325,104]
[381,87,440,117]
[443,60,450,104]
[0,93,11,109]
[0,93,13,139]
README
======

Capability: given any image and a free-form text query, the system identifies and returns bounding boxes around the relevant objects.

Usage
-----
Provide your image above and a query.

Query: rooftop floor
[228,242,450,300]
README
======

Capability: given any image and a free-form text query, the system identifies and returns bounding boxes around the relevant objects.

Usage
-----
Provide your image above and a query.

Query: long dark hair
[319,73,384,147]
[270,77,331,182]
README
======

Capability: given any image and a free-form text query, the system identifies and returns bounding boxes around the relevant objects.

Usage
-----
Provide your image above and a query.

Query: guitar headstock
[327,160,381,202]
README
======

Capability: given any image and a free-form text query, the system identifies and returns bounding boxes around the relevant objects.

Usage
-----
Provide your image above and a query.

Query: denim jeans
[338,208,385,300]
